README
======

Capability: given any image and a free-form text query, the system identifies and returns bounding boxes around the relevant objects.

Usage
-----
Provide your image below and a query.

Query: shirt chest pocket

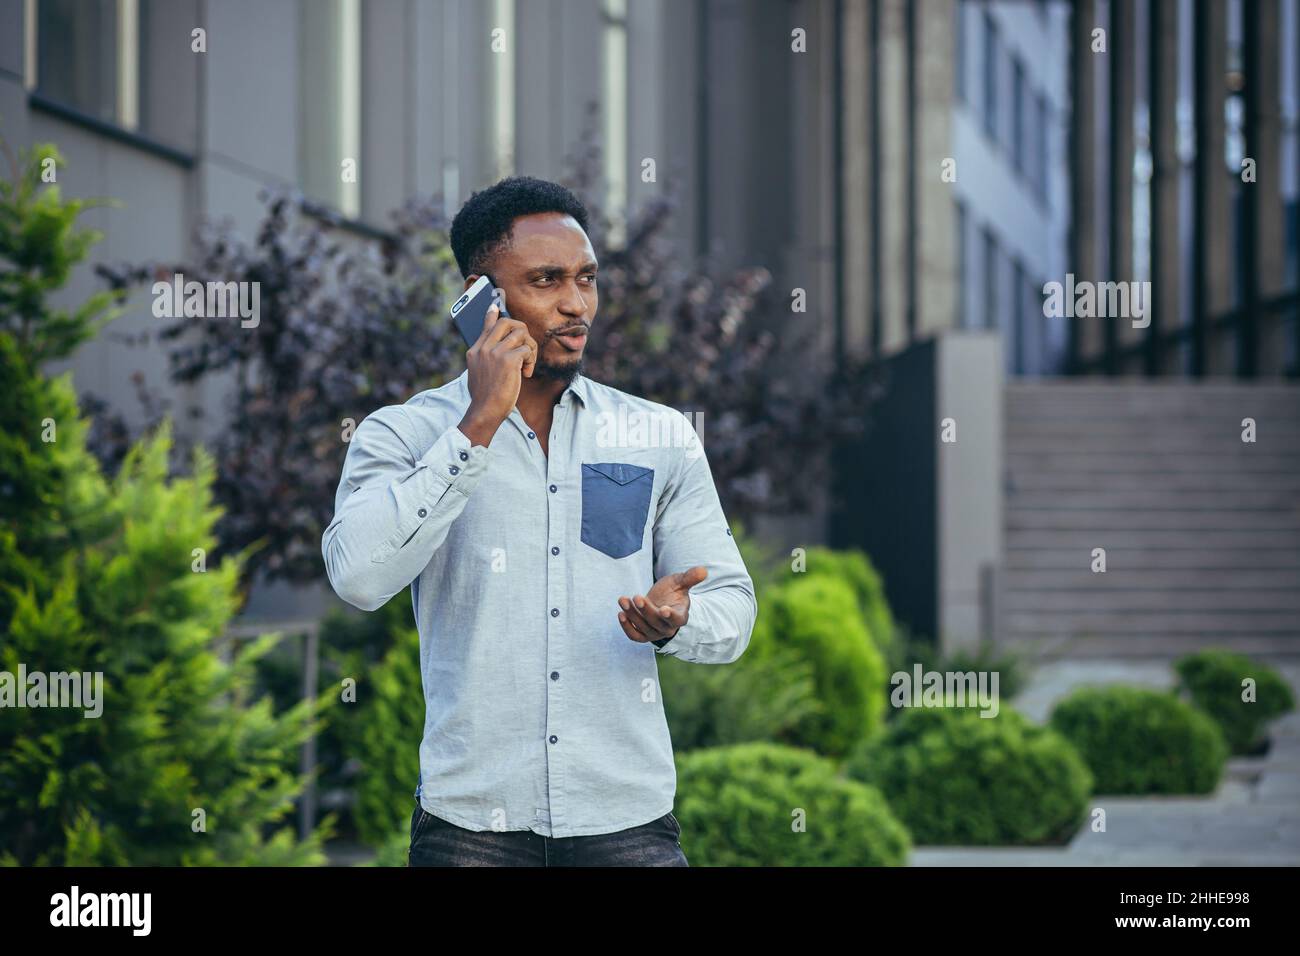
[580,462,655,559]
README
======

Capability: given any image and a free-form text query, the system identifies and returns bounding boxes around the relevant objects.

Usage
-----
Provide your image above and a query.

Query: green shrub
[656,524,823,752]
[776,547,897,667]
[730,523,781,595]
[845,706,1092,846]
[674,742,910,866]
[363,829,413,867]
[333,624,424,848]
[1174,649,1296,755]
[936,644,1029,702]
[1049,686,1228,795]
[896,631,1030,703]
[658,641,821,752]
[264,592,416,842]
[753,574,888,757]
[0,143,329,866]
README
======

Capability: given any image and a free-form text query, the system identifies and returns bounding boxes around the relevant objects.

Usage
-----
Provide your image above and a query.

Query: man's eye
[581,274,597,284]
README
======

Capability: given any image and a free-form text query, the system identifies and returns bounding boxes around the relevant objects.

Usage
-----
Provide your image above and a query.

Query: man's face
[465,211,596,384]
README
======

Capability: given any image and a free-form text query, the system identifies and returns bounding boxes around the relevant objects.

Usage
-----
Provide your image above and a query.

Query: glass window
[1278,0,1297,286]
[603,0,629,248]
[488,0,515,183]
[1177,0,1196,373]
[983,11,999,142]
[1011,257,1026,375]
[299,0,362,219]
[956,199,970,329]
[34,0,200,152]
[37,0,120,124]
[1036,92,1050,202]
[983,226,999,331]
[955,1,967,104]
[1012,57,1025,173]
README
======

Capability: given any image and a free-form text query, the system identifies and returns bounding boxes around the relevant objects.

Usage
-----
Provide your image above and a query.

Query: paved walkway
[911,659,1300,866]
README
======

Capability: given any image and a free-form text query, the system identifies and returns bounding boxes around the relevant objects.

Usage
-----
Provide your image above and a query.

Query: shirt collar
[563,371,590,408]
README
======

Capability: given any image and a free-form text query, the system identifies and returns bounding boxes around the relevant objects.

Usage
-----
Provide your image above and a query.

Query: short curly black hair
[448,175,591,279]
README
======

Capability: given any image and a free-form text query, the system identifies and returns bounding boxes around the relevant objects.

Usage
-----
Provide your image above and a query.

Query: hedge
[845,705,1092,845]
[674,742,910,866]
[1174,649,1296,755]
[1049,685,1227,795]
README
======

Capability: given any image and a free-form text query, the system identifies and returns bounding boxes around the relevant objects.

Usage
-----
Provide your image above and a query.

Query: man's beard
[532,353,584,387]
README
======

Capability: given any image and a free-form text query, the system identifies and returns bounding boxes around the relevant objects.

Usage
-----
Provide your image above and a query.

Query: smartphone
[449,275,508,347]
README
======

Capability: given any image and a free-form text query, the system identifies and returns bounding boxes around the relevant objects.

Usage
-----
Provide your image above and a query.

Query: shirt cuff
[421,425,491,498]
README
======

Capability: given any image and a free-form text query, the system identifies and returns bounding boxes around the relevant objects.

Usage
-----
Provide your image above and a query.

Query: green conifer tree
[0,140,332,865]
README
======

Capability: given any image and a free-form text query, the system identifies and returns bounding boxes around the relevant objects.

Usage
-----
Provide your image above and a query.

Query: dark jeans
[407,804,690,867]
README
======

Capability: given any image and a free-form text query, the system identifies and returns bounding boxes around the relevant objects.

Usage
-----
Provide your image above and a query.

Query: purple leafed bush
[92,103,878,588]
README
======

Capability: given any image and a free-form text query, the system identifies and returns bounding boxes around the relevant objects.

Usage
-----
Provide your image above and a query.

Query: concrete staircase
[1000,381,1300,658]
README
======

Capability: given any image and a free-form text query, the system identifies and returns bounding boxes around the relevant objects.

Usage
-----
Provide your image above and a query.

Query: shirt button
[549,735,558,744]
[551,671,559,680]
[449,465,460,475]
[551,546,559,556]
[726,528,733,536]
[458,451,468,461]
[417,508,427,518]
[551,608,560,618]
[527,431,535,439]
[549,484,557,493]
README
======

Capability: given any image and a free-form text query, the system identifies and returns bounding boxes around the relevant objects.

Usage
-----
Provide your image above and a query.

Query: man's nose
[558,282,590,315]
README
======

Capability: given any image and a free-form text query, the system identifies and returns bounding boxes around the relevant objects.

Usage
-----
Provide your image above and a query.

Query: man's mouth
[553,325,588,350]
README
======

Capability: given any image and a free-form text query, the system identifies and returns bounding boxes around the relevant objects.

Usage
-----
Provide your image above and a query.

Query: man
[322,175,757,866]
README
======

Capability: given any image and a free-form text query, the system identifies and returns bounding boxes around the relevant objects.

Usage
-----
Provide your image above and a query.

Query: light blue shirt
[322,369,757,837]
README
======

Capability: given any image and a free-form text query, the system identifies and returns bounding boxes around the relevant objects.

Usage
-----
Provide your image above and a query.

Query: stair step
[1007,490,1300,509]
[994,633,1300,659]
[1007,382,1300,405]
[1006,402,1300,417]
[1006,419,1300,435]
[1004,434,1297,452]
[1008,403,1300,416]
[1002,569,1300,589]
[1005,452,1300,472]
[1005,471,1300,492]
[1006,529,1300,548]
[1003,548,1300,569]
[1001,588,1300,612]
[1007,509,1300,531]
[1007,380,1300,392]
[1005,610,1298,634]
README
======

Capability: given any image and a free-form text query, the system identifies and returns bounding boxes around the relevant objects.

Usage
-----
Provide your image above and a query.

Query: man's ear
[463,274,480,292]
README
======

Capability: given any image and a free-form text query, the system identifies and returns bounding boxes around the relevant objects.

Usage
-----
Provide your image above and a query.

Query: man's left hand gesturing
[617,566,709,643]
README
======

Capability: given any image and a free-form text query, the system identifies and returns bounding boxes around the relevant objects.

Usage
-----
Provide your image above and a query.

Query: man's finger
[631,595,675,636]
[483,312,525,348]
[656,603,688,630]
[492,325,529,353]
[480,303,500,340]
[621,596,671,637]
[675,565,709,591]
[618,610,651,642]
[522,334,538,378]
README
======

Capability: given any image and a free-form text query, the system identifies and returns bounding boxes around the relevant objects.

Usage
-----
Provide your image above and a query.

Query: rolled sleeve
[650,441,757,664]
[322,406,490,612]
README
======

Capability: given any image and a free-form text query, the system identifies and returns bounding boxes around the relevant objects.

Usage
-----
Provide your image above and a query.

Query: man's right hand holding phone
[458,304,538,448]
